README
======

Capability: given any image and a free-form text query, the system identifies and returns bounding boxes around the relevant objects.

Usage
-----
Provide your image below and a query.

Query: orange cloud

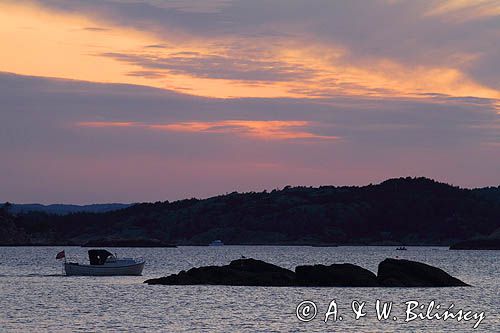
[1,1,499,101]
[77,120,339,141]
[0,2,294,98]
[77,121,136,128]
[425,0,500,21]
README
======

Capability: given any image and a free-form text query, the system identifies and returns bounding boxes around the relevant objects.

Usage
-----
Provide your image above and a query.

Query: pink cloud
[77,120,340,141]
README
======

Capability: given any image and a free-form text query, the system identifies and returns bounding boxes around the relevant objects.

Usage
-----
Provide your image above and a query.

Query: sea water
[0,246,498,332]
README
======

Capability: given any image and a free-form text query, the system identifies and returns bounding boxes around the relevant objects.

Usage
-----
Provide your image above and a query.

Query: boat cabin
[88,249,114,265]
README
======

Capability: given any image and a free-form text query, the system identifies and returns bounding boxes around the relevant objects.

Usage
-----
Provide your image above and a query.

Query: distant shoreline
[3,177,499,251]
[0,243,452,247]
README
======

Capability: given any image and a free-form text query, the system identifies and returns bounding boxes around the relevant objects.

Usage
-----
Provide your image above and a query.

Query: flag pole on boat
[56,250,66,274]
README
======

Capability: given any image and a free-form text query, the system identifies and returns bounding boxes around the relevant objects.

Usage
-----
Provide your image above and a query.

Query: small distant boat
[209,240,224,246]
[62,249,145,276]
[396,246,407,251]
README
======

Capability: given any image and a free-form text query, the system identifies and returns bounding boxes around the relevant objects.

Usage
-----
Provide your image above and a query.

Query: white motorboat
[63,249,145,276]
[209,240,224,246]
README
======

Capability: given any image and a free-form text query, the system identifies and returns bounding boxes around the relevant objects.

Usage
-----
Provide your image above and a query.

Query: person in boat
[88,249,114,265]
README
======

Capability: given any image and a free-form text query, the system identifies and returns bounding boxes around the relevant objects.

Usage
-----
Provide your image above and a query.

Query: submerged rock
[377,258,469,287]
[295,263,379,287]
[145,258,296,286]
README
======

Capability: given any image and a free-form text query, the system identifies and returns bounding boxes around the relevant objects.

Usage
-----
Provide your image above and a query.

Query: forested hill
[1,203,132,215]
[2,177,500,246]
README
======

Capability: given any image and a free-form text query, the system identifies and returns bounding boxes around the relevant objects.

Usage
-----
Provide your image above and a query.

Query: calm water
[0,246,498,332]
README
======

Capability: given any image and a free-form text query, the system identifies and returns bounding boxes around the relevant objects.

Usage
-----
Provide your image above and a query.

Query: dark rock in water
[82,238,176,247]
[377,258,469,287]
[296,263,379,287]
[450,238,500,250]
[145,258,296,286]
[145,257,470,287]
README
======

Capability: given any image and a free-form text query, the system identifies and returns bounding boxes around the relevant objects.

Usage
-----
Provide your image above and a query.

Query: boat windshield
[88,249,113,265]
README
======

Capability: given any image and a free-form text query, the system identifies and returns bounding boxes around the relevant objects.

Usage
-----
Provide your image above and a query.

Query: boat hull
[64,261,145,276]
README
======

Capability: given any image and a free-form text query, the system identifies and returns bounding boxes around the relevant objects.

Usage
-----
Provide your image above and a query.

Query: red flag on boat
[55,250,65,260]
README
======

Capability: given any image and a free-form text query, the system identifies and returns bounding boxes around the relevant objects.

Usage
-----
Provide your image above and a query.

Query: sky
[1,0,499,204]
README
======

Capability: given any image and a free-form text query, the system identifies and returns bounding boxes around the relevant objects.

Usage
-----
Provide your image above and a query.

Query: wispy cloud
[425,0,500,21]
[3,1,500,99]
[2,72,500,202]
[102,52,315,82]
[2,1,500,203]
[77,120,339,141]
[77,121,136,128]
[82,26,110,32]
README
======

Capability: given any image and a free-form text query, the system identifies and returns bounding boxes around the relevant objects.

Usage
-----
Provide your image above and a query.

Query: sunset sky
[1,0,500,203]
